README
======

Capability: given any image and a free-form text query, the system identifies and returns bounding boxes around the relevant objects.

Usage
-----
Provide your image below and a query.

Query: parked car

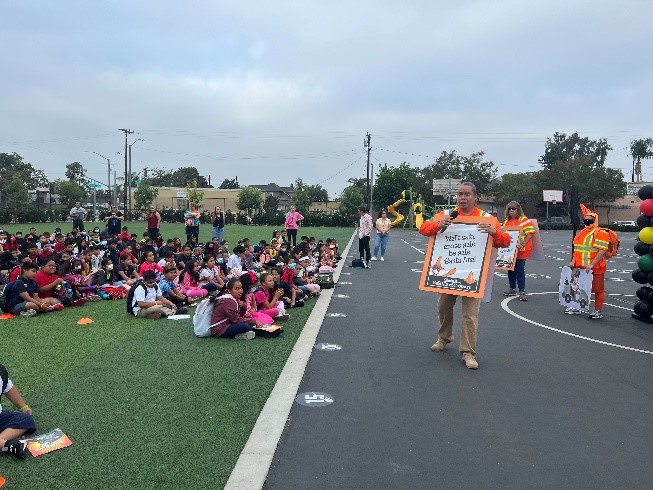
[539,216,568,224]
[612,220,636,227]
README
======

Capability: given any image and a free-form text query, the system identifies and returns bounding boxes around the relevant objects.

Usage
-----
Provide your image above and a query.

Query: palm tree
[630,138,653,182]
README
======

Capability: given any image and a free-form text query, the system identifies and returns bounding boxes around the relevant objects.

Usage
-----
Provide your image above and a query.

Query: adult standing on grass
[184,203,201,243]
[284,205,304,247]
[420,182,510,370]
[357,205,373,268]
[502,201,536,301]
[69,201,87,232]
[212,206,226,243]
[371,208,391,262]
[104,204,124,237]
[146,205,161,241]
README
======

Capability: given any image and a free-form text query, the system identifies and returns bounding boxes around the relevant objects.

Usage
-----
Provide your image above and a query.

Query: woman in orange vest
[502,201,536,301]
[567,204,609,319]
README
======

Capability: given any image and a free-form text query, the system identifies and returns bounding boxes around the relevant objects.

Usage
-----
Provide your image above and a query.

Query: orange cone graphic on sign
[464,272,475,284]
[442,267,457,278]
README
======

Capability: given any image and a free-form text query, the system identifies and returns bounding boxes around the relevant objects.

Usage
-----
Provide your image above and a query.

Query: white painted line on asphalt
[225,230,357,490]
[501,292,653,355]
[401,238,425,255]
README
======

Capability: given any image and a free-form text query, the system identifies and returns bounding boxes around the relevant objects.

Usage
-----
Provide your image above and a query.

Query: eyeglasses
[507,207,517,210]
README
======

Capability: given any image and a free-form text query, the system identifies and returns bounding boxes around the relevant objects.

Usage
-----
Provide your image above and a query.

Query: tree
[65,162,89,187]
[539,132,611,169]
[57,180,86,208]
[537,133,623,205]
[337,186,364,219]
[236,186,263,216]
[133,180,159,212]
[630,138,653,182]
[371,163,414,210]
[146,166,210,188]
[291,178,312,214]
[3,173,29,208]
[262,195,280,220]
[186,180,205,209]
[219,178,240,189]
[306,184,328,202]
[492,172,541,208]
[0,153,49,206]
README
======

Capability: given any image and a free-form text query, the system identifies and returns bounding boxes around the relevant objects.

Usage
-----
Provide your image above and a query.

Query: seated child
[129,270,176,319]
[90,258,117,288]
[178,260,208,298]
[0,363,36,459]
[116,254,140,285]
[209,277,259,340]
[199,256,224,293]
[4,262,58,316]
[254,272,290,321]
[158,266,190,310]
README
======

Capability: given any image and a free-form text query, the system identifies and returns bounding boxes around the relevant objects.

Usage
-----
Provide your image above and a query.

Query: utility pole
[118,128,134,214]
[364,132,371,212]
[92,152,111,205]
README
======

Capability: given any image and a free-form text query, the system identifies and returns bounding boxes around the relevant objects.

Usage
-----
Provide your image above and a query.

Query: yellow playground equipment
[387,190,424,228]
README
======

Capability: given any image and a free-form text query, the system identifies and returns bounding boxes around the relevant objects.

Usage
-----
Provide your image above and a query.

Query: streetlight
[91,151,112,204]
[127,139,144,210]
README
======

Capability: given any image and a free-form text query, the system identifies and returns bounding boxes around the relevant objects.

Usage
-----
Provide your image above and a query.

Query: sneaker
[235,331,255,340]
[503,289,517,296]
[4,438,26,459]
[431,338,449,352]
[463,356,479,370]
[519,292,528,301]
[588,310,603,319]
[380,257,385,261]
[86,295,102,302]
[365,261,370,269]
[275,313,290,321]
[19,309,37,317]
[370,256,378,261]
[564,307,581,315]
[176,307,189,315]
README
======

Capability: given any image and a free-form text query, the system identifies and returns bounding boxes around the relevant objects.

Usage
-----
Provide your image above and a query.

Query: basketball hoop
[551,200,557,205]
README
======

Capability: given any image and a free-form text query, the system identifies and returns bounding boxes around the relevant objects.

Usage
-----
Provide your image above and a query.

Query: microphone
[449,210,458,220]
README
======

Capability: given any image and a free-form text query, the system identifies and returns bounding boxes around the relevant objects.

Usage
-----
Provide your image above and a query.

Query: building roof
[252,183,294,194]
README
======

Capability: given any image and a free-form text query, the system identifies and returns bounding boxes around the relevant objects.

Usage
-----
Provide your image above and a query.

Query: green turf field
[1,224,354,488]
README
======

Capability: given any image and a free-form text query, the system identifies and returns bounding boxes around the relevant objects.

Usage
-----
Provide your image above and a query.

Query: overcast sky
[2,1,651,199]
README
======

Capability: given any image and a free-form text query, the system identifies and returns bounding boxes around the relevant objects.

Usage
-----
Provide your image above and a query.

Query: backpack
[591,228,620,259]
[351,258,365,268]
[316,274,335,289]
[55,280,75,306]
[126,280,157,315]
[0,282,14,313]
[193,297,230,337]
[603,228,620,259]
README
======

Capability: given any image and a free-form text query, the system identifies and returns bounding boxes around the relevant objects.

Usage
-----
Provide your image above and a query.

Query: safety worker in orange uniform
[566,204,609,319]
[502,201,536,301]
[419,182,511,370]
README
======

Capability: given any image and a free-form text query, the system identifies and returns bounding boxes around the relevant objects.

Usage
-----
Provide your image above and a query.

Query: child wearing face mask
[91,258,117,288]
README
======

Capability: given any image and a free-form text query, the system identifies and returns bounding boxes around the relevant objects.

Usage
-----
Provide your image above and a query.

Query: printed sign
[24,428,73,457]
[529,219,545,261]
[419,217,494,298]
[295,392,334,407]
[559,266,593,312]
[495,227,521,271]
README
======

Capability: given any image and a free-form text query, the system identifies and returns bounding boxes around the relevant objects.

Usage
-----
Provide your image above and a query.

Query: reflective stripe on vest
[574,229,599,266]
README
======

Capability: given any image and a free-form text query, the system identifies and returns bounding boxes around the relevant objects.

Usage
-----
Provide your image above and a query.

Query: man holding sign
[419,183,510,370]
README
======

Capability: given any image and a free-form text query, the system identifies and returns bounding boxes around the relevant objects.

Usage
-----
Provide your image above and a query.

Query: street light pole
[128,138,144,211]
[118,129,134,214]
[92,151,112,205]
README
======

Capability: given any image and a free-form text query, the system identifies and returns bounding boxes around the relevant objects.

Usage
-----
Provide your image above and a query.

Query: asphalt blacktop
[229,229,653,489]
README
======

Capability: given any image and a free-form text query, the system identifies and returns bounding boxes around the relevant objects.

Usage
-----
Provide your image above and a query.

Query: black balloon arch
[631,184,653,323]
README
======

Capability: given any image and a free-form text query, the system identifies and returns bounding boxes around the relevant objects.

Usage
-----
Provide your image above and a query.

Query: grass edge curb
[224,230,357,489]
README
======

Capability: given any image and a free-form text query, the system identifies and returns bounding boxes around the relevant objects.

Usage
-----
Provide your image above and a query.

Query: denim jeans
[508,259,526,292]
[212,226,224,242]
[373,234,389,257]
[220,322,255,338]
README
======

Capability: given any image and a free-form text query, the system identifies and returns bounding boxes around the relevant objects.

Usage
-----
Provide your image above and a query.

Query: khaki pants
[437,293,482,357]
[137,305,174,318]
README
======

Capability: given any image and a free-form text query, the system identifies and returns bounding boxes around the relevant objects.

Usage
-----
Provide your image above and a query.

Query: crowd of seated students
[0,225,341,325]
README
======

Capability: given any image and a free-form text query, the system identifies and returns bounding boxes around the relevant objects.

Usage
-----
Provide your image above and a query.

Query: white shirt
[0,377,14,415]
[226,254,242,272]
[131,283,158,316]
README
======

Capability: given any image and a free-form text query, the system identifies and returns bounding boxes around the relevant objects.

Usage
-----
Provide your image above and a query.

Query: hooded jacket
[210,293,256,337]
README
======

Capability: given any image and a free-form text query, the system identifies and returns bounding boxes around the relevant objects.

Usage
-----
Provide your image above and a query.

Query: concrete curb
[225,231,356,489]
